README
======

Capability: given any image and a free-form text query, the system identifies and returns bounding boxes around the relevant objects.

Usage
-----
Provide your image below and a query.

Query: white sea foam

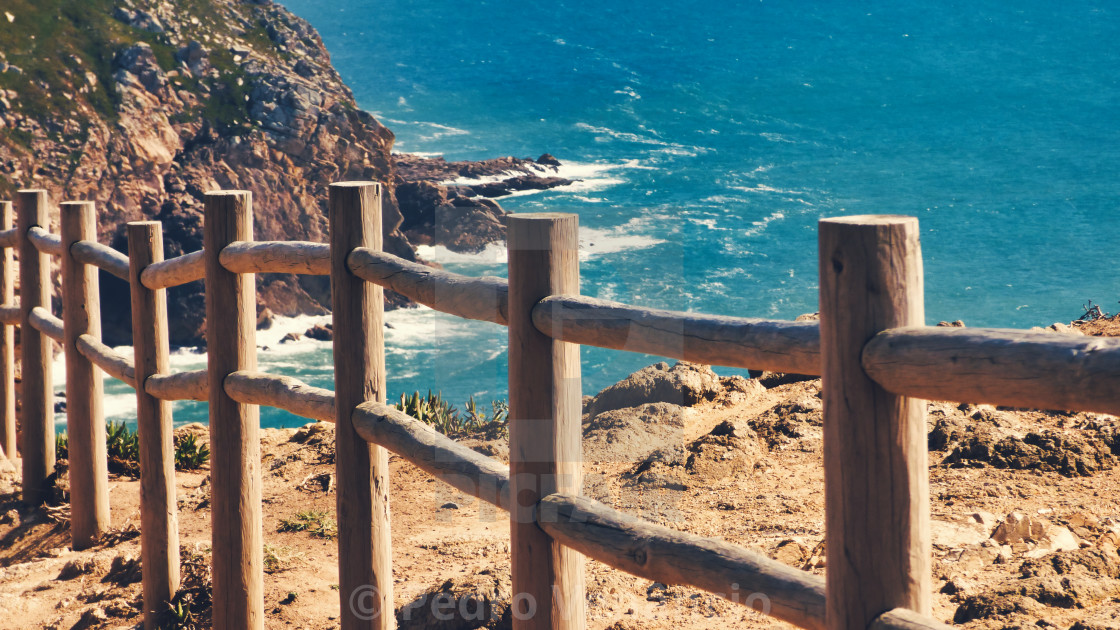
[579,218,664,259]
[416,242,508,265]
[743,210,788,238]
[730,184,803,195]
[416,122,471,142]
[573,123,709,157]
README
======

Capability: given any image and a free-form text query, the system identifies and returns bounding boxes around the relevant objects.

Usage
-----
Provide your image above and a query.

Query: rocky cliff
[0,0,573,346]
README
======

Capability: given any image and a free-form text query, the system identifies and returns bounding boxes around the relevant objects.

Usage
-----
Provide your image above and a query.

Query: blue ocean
[90,0,1120,428]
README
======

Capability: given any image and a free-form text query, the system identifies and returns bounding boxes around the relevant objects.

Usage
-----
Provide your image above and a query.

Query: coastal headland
[0,0,572,347]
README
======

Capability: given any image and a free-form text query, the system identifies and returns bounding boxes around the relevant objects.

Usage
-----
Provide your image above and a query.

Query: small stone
[441,502,459,510]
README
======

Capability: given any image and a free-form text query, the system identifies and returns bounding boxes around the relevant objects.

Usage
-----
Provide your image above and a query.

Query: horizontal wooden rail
[29,306,64,342]
[219,241,330,275]
[28,226,63,256]
[0,305,18,325]
[224,371,334,421]
[534,295,822,375]
[539,493,826,630]
[862,327,1120,415]
[352,401,513,511]
[146,369,209,402]
[71,240,130,281]
[347,248,509,325]
[872,608,954,630]
[0,227,17,249]
[76,334,136,388]
[140,250,205,290]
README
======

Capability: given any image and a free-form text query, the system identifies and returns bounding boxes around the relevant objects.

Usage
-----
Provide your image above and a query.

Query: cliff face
[0,0,416,345]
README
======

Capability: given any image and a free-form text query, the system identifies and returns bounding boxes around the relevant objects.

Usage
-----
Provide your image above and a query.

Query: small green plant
[278,510,338,540]
[54,421,209,476]
[106,420,140,462]
[464,396,509,432]
[395,391,509,436]
[174,433,211,471]
[262,544,301,574]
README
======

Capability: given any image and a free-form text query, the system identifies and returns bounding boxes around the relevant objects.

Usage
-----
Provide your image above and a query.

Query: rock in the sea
[584,362,722,418]
[305,324,333,341]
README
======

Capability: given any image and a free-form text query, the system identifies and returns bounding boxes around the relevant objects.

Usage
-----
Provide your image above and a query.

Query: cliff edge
[0,0,562,345]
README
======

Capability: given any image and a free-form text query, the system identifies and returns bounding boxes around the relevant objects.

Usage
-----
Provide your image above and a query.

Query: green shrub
[174,433,211,471]
[395,391,508,436]
[54,420,211,476]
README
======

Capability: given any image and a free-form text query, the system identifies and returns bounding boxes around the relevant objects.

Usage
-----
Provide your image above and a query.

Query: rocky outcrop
[0,1,571,345]
[393,153,575,253]
[583,362,723,418]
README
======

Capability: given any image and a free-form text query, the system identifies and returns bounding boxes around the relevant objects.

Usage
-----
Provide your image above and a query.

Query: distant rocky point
[0,0,575,346]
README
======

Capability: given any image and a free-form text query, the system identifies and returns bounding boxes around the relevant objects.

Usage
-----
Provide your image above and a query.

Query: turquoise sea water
[90,1,1120,429]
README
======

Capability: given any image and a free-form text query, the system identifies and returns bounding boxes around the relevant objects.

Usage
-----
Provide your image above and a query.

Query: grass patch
[262,543,301,574]
[277,510,337,540]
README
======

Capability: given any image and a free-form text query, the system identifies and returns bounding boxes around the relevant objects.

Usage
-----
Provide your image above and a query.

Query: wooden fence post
[329,182,393,630]
[62,202,110,549]
[17,189,54,505]
[128,221,181,626]
[818,216,929,630]
[204,191,263,630]
[0,201,15,462]
[507,213,585,630]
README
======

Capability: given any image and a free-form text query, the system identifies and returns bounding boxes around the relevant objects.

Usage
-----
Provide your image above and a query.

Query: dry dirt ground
[2,317,1120,630]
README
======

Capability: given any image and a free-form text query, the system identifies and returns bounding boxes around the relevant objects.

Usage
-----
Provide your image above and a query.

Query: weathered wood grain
[0,203,15,461]
[29,306,64,342]
[533,294,821,374]
[140,249,205,290]
[128,221,181,628]
[27,225,62,256]
[71,240,130,281]
[352,401,512,511]
[205,191,263,630]
[537,493,826,630]
[819,216,929,630]
[863,327,1120,415]
[61,201,110,549]
[76,334,136,388]
[507,214,585,630]
[330,182,393,630]
[146,369,209,402]
[224,371,334,421]
[219,240,330,275]
[348,248,509,325]
[0,226,17,249]
[18,190,54,504]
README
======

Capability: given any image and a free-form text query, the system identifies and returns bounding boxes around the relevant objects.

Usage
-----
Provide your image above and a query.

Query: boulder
[305,324,333,341]
[584,362,722,417]
[397,571,512,630]
[583,402,687,464]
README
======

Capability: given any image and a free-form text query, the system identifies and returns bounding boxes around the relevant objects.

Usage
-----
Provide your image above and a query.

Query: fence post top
[330,181,381,191]
[507,212,578,223]
[204,190,251,199]
[820,214,917,227]
[16,189,47,196]
[127,220,162,229]
[60,201,96,209]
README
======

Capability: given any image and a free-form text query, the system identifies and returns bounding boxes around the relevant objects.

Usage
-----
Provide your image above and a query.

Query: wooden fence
[2,185,1118,630]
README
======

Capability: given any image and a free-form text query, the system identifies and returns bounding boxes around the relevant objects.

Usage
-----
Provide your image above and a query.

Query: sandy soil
[1,318,1120,630]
